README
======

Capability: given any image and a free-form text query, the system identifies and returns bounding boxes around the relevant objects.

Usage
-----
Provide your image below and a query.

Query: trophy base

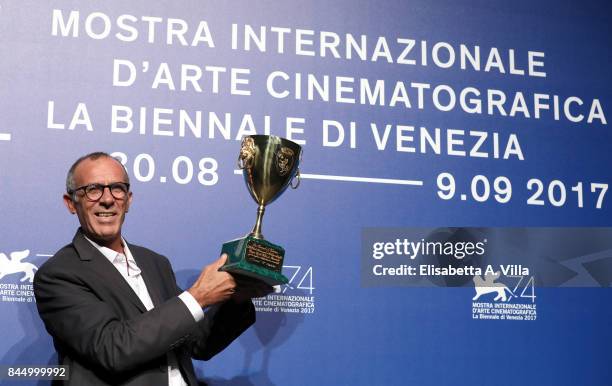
[219,236,289,286]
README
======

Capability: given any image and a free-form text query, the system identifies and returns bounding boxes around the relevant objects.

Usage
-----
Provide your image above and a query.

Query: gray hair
[66,152,130,195]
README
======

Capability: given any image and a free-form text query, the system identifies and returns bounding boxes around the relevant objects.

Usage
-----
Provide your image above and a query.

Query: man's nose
[98,186,115,206]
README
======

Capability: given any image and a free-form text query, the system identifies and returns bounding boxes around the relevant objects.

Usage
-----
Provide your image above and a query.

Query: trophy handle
[238,137,256,169]
[289,169,301,189]
[289,148,302,189]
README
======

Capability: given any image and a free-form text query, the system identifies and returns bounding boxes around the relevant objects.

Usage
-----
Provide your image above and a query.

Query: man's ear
[63,193,77,214]
[125,191,133,213]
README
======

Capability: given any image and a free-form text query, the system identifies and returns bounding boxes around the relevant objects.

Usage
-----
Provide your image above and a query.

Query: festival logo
[0,249,38,304]
[471,271,537,322]
[252,265,316,315]
[472,271,515,302]
[0,250,37,283]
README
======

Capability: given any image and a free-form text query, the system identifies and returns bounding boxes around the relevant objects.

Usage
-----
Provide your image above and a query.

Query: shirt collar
[84,236,141,276]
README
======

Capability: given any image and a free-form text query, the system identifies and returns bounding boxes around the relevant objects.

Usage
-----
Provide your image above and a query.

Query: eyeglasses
[69,182,130,201]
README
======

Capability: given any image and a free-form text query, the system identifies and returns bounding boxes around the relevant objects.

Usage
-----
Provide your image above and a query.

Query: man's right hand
[188,254,237,307]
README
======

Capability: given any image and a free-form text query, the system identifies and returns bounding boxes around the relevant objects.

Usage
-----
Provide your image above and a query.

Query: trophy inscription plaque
[219,135,302,285]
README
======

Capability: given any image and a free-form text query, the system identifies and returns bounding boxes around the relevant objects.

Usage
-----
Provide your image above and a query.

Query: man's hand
[232,275,274,303]
[188,254,236,307]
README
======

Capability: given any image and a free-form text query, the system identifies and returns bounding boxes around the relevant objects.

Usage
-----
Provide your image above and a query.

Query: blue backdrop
[0,1,610,385]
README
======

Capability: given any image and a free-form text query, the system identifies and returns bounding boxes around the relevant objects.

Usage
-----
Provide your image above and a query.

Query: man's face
[63,157,132,248]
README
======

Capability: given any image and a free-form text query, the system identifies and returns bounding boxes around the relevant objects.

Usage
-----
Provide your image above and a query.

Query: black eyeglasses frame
[68,182,131,201]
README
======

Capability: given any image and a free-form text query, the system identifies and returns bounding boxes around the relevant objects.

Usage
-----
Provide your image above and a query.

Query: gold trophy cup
[219,135,302,285]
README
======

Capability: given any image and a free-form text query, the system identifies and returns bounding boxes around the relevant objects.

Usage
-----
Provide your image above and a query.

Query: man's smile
[95,211,117,218]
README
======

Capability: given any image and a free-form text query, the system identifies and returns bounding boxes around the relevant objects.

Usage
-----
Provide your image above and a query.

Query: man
[34,152,271,385]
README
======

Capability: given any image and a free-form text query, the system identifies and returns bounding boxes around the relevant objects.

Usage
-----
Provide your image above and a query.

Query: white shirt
[85,236,204,386]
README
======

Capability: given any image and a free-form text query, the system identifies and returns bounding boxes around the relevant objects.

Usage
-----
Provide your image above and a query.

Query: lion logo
[0,249,38,283]
[472,271,515,302]
[275,147,295,176]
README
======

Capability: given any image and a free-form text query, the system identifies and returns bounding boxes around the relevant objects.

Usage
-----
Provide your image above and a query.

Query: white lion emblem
[0,249,38,283]
[472,271,515,302]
